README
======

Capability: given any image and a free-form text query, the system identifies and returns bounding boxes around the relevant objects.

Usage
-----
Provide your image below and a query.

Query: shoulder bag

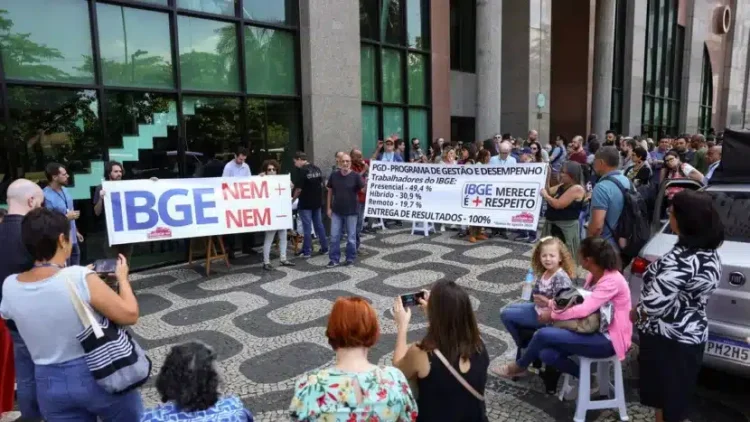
[65,275,151,394]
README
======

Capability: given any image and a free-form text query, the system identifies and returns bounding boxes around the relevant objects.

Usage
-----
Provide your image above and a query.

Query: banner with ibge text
[103,176,293,246]
[364,163,548,230]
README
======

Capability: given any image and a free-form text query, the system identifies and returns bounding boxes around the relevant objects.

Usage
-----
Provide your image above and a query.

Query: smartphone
[400,291,426,307]
[93,259,117,274]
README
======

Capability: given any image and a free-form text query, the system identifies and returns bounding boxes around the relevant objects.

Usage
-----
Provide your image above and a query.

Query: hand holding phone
[93,259,117,275]
[400,291,426,307]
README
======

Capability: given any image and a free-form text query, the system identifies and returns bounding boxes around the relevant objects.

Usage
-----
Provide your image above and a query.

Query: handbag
[65,276,152,394]
[551,288,600,334]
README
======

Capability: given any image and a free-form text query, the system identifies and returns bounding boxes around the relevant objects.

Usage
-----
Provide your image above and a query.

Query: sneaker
[476,234,489,241]
[358,249,369,256]
[262,263,273,271]
[295,251,311,258]
[280,260,295,267]
[526,236,538,243]
[343,260,354,266]
[326,261,338,268]
[515,234,530,242]
[318,249,329,256]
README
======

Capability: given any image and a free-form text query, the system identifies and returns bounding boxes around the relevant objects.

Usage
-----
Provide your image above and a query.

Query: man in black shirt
[93,161,134,260]
[0,178,44,420]
[293,152,329,258]
[326,153,365,267]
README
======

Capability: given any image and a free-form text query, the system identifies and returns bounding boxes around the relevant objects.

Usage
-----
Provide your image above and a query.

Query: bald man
[0,179,44,419]
[326,153,365,267]
[568,135,588,164]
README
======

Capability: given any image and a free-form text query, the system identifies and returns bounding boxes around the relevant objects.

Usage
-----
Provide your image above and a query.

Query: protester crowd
[0,127,727,422]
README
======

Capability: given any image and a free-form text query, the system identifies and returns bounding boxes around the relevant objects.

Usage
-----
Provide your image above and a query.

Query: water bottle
[521,269,535,301]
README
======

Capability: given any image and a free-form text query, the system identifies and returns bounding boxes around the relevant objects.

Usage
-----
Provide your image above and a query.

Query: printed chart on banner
[364,162,548,230]
[102,175,293,245]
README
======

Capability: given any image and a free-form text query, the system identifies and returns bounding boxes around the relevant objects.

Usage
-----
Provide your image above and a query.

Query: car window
[709,190,750,242]
[660,190,750,241]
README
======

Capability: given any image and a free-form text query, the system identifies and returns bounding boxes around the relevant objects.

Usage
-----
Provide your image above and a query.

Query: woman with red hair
[289,297,417,421]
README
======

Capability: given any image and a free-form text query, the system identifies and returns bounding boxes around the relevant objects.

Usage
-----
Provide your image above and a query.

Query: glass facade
[698,45,713,136]
[609,0,627,134]
[0,0,300,269]
[641,0,684,138]
[360,0,431,156]
[449,0,475,73]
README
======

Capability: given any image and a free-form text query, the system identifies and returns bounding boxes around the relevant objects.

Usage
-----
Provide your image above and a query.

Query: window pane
[382,49,403,103]
[134,0,168,5]
[382,0,404,45]
[246,99,300,171]
[96,4,174,88]
[408,53,426,105]
[7,86,103,262]
[383,107,404,139]
[0,0,94,83]
[243,0,296,25]
[360,0,379,40]
[183,97,241,177]
[408,109,428,150]
[244,26,296,95]
[103,91,183,268]
[362,105,379,154]
[361,46,376,101]
[178,16,240,92]
[177,0,236,16]
[407,0,428,49]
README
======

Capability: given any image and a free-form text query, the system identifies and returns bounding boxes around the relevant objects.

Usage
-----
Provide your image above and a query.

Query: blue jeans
[500,303,545,348]
[10,329,42,420]
[356,203,365,249]
[517,326,615,377]
[300,208,329,256]
[35,356,143,421]
[329,213,358,263]
[67,242,80,267]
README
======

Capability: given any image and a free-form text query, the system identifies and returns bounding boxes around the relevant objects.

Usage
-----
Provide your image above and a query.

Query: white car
[627,177,750,376]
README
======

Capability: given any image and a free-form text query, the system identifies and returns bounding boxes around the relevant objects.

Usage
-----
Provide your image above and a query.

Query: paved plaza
[5,228,748,422]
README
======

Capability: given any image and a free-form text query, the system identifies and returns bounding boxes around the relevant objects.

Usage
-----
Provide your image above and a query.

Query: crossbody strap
[432,350,484,402]
[65,274,105,339]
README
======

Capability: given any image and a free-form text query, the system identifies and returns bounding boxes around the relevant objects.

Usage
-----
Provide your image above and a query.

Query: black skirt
[638,330,704,422]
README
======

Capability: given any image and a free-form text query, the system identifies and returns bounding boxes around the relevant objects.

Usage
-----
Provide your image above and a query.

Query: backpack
[601,176,650,258]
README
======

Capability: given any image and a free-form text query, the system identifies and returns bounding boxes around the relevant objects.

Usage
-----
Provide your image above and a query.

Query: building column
[299,0,361,173]
[621,0,648,137]
[431,0,451,139]
[591,0,616,136]
[475,0,503,140]
[501,0,552,144]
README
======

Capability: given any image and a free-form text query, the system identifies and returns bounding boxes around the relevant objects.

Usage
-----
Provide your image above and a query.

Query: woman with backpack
[661,150,704,201]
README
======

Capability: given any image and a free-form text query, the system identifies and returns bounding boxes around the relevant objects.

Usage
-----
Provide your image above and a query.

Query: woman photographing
[393,281,489,421]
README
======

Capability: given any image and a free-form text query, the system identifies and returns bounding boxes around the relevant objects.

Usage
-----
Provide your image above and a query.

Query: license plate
[705,335,750,365]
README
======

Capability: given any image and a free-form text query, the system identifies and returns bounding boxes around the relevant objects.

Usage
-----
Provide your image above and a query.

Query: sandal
[491,363,528,379]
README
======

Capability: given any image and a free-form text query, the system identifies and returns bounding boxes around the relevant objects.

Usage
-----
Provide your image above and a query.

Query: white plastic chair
[558,355,629,422]
[411,221,435,237]
[370,218,386,230]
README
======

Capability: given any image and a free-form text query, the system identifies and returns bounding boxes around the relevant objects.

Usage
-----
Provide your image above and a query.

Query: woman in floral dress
[289,297,418,421]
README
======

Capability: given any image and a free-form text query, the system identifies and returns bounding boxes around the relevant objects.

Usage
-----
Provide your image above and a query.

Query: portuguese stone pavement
[4,227,749,422]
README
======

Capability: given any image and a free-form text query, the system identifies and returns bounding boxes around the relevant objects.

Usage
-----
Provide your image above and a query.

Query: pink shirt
[550,270,633,360]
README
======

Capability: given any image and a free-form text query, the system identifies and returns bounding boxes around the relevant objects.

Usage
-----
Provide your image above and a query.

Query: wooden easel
[188,236,230,275]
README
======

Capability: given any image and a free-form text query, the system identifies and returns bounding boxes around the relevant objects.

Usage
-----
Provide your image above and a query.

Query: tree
[0,9,70,81]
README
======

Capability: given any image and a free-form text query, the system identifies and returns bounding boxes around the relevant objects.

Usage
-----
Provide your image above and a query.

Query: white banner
[103,176,293,245]
[364,162,548,230]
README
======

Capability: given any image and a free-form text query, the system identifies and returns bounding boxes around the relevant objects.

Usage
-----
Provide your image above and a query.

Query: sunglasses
[266,167,277,172]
